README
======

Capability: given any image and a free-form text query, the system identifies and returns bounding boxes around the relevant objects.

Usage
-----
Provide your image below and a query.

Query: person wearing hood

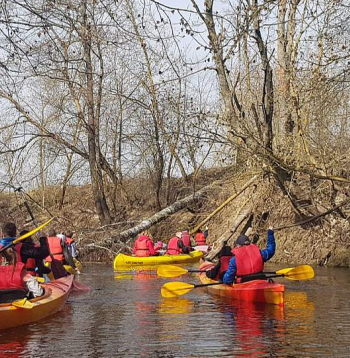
[222,227,276,285]
[205,243,233,280]
[133,233,156,257]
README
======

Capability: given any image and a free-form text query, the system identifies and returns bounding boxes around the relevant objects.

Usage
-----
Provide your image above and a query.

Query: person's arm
[260,228,276,262]
[222,257,237,284]
[205,261,220,279]
[23,273,44,297]
[21,237,50,260]
[178,240,189,254]
[147,240,156,255]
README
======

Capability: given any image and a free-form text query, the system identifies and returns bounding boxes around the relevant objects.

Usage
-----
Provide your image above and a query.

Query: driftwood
[206,197,254,260]
[101,181,217,248]
[190,175,258,235]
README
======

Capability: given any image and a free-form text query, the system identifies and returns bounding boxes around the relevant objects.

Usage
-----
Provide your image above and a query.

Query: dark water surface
[1,263,350,357]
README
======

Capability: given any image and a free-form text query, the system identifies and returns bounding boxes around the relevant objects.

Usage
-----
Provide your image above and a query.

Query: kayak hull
[199,262,285,306]
[0,275,74,330]
[114,250,204,270]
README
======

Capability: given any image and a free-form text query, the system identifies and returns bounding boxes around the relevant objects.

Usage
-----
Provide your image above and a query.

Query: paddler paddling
[223,227,276,284]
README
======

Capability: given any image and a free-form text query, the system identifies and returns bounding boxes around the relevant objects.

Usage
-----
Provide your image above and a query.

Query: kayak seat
[0,289,28,303]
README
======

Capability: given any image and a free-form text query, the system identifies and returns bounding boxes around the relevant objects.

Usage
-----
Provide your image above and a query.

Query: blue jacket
[222,229,276,284]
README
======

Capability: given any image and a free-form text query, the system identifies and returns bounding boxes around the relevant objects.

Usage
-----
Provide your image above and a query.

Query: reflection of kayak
[114,250,204,270]
[0,275,74,330]
[199,262,285,306]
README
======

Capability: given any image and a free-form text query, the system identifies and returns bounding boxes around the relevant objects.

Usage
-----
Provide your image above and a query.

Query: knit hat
[235,235,251,246]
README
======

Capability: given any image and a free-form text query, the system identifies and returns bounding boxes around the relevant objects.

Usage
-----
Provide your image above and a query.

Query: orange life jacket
[46,236,65,262]
[0,262,26,290]
[166,237,182,255]
[181,233,191,247]
[134,236,152,257]
[66,237,73,245]
[195,233,206,246]
[231,244,263,276]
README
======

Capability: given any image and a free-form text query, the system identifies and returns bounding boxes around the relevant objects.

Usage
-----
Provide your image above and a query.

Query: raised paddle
[0,217,55,254]
[161,265,315,298]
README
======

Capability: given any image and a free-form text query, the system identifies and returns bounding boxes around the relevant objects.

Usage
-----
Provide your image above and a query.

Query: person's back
[0,247,43,303]
[181,230,191,247]
[194,230,206,246]
[223,228,276,284]
[46,229,65,263]
[166,233,182,255]
[206,246,232,280]
[133,235,155,257]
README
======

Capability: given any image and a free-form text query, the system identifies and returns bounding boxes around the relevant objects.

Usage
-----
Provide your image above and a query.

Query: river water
[1,263,350,357]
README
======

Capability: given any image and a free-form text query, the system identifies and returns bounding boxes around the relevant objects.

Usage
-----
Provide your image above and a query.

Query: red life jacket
[0,262,26,290]
[181,233,191,247]
[218,256,232,278]
[166,237,182,255]
[66,237,74,245]
[231,244,263,276]
[195,233,206,246]
[134,236,152,257]
[46,236,64,262]
[0,243,23,263]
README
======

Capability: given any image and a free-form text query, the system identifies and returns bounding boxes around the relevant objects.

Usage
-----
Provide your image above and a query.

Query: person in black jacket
[19,229,51,277]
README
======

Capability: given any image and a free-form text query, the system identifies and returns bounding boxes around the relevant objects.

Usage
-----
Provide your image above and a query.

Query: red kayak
[199,262,285,306]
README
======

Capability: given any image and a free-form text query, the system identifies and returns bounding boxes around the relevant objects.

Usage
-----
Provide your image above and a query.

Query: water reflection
[158,298,194,315]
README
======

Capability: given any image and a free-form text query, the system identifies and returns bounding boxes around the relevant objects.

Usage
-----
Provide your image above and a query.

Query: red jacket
[166,237,182,255]
[0,262,27,290]
[46,236,65,262]
[194,232,206,246]
[231,244,263,276]
[133,236,155,257]
[181,232,191,247]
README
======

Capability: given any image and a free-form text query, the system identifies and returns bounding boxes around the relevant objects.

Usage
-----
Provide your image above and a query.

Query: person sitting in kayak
[194,229,206,246]
[205,244,233,280]
[222,227,275,285]
[19,229,51,278]
[166,232,190,255]
[181,229,192,249]
[0,246,44,303]
[133,234,156,257]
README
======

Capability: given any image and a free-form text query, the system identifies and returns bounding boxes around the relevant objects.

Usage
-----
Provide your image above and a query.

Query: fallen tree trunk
[100,181,217,248]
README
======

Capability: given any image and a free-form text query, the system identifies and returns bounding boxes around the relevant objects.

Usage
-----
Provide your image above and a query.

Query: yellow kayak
[114,250,204,270]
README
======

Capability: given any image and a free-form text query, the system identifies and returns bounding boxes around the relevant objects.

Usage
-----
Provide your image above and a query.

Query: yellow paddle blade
[282,265,315,280]
[12,298,34,309]
[161,282,195,298]
[13,217,55,244]
[157,265,188,278]
[276,267,294,275]
[34,277,45,283]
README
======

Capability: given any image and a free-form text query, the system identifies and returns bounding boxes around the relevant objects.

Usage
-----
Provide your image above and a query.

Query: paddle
[0,218,55,254]
[157,265,205,278]
[12,297,34,309]
[161,265,315,298]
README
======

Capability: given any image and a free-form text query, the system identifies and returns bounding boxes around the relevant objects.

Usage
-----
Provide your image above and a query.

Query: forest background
[0,0,349,266]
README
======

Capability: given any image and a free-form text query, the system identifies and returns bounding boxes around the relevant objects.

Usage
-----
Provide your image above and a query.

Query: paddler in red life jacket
[181,230,193,250]
[45,228,66,263]
[0,246,44,303]
[205,245,233,281]
[133,234,156,257]
[222,227,276,285]
[0,222,23,263]
[194,229,206,246]
[19,229,51,278]
[166,232,190,255]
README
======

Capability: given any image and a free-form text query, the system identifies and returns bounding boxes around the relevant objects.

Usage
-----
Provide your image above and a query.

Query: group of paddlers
[133,228,208,257]
[0,222,79,303]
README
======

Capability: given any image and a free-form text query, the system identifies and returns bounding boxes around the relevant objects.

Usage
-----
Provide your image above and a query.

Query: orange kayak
[199,262,285,306]
[0,275,74,330]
